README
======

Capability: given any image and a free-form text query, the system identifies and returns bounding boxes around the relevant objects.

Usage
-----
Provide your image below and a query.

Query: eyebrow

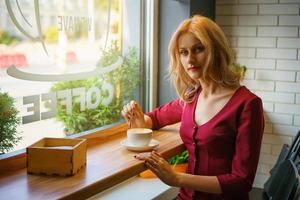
[178,43,203,49]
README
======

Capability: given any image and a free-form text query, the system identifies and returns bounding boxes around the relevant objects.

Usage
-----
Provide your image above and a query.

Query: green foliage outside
[0,30,20,45]
[98,42,140,106]
[50,42,140,135]
[0,91,21,154]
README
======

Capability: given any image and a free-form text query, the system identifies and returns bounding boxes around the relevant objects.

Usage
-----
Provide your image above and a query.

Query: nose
[187,52,195,64]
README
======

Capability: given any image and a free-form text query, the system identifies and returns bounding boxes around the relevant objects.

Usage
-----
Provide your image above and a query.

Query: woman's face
[178,32,206,80]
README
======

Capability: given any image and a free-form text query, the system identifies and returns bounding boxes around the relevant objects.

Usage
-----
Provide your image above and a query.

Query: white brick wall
[264,123,273,133]
[277,60,300,71]
[242,79,275,91]
[296,94,300,103]
[275,103,300,114]
[239,16,278,25]
[234,48,256,58]
[279,16,300,25]
[237,58,275,69]
[244,69,255,79]
[216,0,238,4]
[256,70,295,81]
[278,38,300,48]
[256,48,297,59]
[258,27,298,37]
[276,82,300,92]
[222,26,257,36]
[240,0,277,4]
[259,4,299,14]
[264,113,293,124]
[216,5,258,15]
[280,0,300,3]
[256,91,295,103]
[238,37,276,47]
[217,0,300,188]
[215,16,238,25]
[295,115,300,125]
[261,144,272,153]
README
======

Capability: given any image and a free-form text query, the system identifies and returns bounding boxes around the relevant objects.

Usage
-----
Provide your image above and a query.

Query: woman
[122,15,264,200]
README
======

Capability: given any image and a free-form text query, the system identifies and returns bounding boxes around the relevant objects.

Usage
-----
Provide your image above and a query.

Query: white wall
[216,0,300,188]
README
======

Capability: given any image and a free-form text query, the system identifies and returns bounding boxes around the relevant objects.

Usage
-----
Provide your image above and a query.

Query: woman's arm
[216,97,264,194]
[146,99,184,130]
[122,99,184,130]
[175,173,222,194]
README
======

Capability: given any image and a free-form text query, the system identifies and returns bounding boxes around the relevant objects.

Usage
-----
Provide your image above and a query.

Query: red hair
[168,15,241,102]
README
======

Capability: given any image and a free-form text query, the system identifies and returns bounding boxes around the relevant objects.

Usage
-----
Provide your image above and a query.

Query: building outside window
[0,0,149,155]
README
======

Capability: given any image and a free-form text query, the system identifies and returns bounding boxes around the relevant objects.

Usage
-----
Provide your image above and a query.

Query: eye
[179,49,188,56]
[194,46,204,53]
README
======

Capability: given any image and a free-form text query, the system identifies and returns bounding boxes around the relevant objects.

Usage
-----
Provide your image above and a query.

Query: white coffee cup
[127,128,153,147]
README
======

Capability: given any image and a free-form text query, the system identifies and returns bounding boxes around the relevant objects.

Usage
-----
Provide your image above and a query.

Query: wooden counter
[0,124,185,200]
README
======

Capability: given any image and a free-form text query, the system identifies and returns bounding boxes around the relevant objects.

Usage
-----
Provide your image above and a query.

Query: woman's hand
[121,100,148,128]
[135,151,180,187]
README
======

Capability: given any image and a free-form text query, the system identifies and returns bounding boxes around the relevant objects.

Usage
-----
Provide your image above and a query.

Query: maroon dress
[146,86,264,200]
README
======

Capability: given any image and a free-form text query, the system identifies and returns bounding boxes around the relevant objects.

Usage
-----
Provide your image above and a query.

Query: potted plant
[232,62,247,79]
[139,150,189,178]
[0,91,21,154]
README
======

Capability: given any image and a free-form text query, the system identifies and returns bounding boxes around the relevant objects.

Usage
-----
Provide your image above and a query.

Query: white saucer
[121,139,159,152]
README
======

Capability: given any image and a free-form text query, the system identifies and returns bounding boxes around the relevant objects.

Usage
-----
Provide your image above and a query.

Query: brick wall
[216,0,300,188]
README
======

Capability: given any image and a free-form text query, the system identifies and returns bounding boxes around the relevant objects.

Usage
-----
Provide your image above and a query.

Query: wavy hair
[168,15,241,102]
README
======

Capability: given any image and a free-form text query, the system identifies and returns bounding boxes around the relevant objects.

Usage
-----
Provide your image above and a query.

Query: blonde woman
[122,15,264,200]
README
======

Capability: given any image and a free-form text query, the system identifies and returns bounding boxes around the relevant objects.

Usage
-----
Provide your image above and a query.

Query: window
[0,0,151,155]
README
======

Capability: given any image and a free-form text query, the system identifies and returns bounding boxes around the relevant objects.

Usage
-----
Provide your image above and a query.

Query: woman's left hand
[135,151,180,186]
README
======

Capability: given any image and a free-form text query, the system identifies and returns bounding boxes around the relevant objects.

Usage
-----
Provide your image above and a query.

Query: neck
[199,80,216,97]
[199,79,240,98]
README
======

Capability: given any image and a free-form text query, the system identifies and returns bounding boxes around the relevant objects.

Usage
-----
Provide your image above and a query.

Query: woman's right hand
[121,100,149,128]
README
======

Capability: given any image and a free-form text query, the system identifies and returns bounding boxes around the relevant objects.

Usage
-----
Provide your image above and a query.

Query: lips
[187,66,200,71]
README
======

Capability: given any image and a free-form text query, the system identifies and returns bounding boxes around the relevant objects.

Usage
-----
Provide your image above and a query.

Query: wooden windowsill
[0,123,184,200]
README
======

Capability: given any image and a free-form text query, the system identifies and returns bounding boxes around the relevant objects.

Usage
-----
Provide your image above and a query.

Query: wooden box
[27,137,87,176]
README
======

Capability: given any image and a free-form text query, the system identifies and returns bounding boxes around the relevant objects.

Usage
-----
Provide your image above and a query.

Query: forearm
[175,173,222,194]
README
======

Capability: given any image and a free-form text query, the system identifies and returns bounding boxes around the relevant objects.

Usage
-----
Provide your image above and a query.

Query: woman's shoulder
[236,85,262,105]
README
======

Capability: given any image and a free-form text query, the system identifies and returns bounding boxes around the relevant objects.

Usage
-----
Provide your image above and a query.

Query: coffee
[127,128,152,147]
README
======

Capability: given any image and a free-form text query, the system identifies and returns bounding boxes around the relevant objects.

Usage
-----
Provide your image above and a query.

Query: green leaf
[168,150,189,165]
[0,91,21,153]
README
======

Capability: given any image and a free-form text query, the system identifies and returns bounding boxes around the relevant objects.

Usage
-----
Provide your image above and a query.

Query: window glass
[0,0,142,154]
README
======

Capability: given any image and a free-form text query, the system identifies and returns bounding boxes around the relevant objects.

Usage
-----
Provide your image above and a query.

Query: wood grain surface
[0,123,184,200]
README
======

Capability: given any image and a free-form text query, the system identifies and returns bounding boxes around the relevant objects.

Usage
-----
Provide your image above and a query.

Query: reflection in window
[0,0,142,154]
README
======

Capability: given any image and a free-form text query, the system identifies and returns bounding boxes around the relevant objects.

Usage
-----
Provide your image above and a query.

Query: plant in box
[232,62,247,79]
[0,91,21,154]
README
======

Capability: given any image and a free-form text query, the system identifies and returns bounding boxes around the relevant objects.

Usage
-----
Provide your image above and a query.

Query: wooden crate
[27,137,87,176]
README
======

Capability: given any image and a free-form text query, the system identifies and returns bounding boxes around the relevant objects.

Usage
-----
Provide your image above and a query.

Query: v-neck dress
[146,86,264,200]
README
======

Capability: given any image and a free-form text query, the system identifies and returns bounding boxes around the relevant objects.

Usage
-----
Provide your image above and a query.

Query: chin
[188,73,201,80]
